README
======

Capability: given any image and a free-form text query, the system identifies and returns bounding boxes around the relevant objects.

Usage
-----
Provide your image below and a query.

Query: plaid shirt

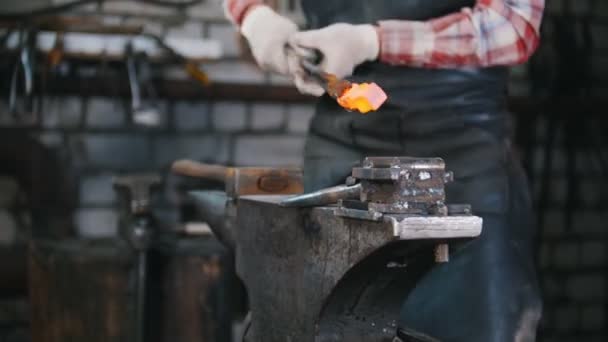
[224,0,544,67]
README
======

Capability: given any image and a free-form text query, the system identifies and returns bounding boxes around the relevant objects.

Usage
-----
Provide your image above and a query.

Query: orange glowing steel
[337,82,388,114]
[296,55,388,114]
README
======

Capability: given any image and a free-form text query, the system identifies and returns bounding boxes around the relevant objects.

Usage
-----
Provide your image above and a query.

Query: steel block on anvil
[234,195,482,342]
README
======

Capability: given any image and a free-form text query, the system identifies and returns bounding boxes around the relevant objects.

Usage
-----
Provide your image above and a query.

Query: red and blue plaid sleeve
[378,0,545,67]
[223,0,264,26]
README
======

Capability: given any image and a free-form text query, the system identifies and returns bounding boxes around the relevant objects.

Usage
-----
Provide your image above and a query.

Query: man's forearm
[377,0,545,67]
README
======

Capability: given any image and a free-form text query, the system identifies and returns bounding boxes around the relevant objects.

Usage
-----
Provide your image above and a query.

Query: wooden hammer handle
[171,159,228,183]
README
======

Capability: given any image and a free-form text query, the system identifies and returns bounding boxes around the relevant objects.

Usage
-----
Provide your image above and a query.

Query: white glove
[287,23,380,96]
[241,6,298,74]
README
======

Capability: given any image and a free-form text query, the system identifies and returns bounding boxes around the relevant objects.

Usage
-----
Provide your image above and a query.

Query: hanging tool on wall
[8,28,36,118]
[286,45,387,114]
[144,33,211,87]
[126,42,163,126]
[47,31,64,68]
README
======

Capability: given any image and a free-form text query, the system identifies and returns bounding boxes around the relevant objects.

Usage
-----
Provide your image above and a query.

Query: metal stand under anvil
[184,157,482,342]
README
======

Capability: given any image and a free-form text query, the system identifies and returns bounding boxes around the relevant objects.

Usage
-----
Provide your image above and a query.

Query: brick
[0,177,19,207]
[100,15,123,26]
[102,1,174,16]
[590,23,608,50]
[0,101,12,126]
[207,23,240,57]
[141,4,175,17]
[250,103,286,130]
[530,178,541,200]
[581,306,605,331]
[233,135,305,166]
[212,101,247,131]
[539,243,552,268]
[544,0,563,15]
[552,242,580,269]
[102,1,141,13]
[541,274,565,299]
[581,241,607,266]
[75,133,152,171]
[188,1,225,20]
[532,117,546,142]
[566,275,606,301]
[166,21,204,39]
[0,101,38,126]
[590,87,608,98]
[204,61,266,84]
[595,0,608,15]
[42,96,83,128]
[579,179,606,206]
[174,101,210,131]
[86,97,126,128]
[122,17,164,36]
[590,56,608,79]
[538,178,568,205]
[153,135,230,168]
[163,66,189,80]
[532,146,567,174]
[75,209,118,238]
[287,104,315,133]
[571,0,592,15]
[0,210,17,245]
[37,132,64,149]
[554,305,579,333]
[573,211,608,235]
[541,210,565,237]
[80,173,117,206]
[0,297,28,323]
[532,116,566,144]
[79,2,103,11]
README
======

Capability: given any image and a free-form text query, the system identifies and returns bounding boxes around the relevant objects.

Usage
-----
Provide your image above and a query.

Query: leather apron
[300,0,543,341]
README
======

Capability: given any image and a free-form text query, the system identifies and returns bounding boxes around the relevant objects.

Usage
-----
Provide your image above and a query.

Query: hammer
[171,159,303,197]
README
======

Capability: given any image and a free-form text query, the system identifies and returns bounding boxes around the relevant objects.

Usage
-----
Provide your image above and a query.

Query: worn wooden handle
[171,159,228,183]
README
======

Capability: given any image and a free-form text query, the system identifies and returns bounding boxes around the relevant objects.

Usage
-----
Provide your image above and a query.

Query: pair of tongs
[285,44,388,114]
[285,44,352,99]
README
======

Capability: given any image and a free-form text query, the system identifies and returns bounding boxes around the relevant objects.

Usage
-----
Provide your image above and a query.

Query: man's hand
[241,6,298,74]
[287,23,380,96]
